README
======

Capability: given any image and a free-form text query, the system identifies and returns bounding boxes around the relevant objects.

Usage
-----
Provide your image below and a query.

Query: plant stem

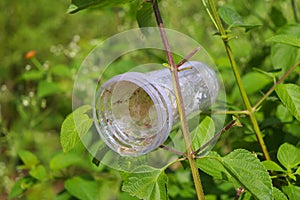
[205,0,271,160]
[253,60,300,111]
[291,0,299,23]
[151,1,205,199]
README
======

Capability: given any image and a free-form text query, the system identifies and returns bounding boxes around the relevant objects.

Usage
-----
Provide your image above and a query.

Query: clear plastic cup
[93,61,219,156]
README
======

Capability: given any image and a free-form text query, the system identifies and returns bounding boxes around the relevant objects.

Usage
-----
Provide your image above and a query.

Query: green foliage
[122,165,168,200]
[275,84,300,121]
[2,0,300,199]
[60,105,93,152]
[197,149,272,199]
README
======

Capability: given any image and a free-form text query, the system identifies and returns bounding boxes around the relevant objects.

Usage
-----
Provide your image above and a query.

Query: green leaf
[191,116,215,151]
[271,24,300,71]
[232,72,272,100]
[50,152,85,171]
[218,6,244,27]
[29,165,47,181]
[49,64,72,78]
[282,185,300,200]
[295,167,300,175]
[275,84,300,121]
[268,35,300,48]
[221,149,272,200]
[37,81,62,98]
[54,191,73,200]
[68,0,133,13]
[136,2,156,29]
[261,160,285,172]
[122,165,168,200]
[273,187,288,200]
[60,105,93,153]
[277,143,300,170]
[197,151,230,180]
[8,176,36,199]
[65,177,101,200]
[18,150,39,168]
[20,70,44,81]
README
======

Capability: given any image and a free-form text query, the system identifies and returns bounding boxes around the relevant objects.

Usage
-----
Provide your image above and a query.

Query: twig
[159,145,186,156]
[176,46,201,68]
[253,60,300,111]
[193,119,237,155]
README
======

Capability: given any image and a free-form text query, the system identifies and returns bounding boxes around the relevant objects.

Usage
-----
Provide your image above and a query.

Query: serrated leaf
[60,105,93,153]
[268,35,300,48]
[68,0,133,13]
[197,151,230,180]
[18,150,39,168]
[273,187,288,200]
[275,84,300,121]
[191,116,215,151]
[218,6,244,27]
[262,160,285,172]
[122,165,168,200]
[136,2,156,29]
[277,143,300,170]
[221,149,272,200]
[65,177,101,200]
[29,165,47,181]
[282,185,300,200]
[37,81,62,98]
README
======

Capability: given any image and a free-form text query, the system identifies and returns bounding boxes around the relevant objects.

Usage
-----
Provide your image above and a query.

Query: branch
[150,1,205,199]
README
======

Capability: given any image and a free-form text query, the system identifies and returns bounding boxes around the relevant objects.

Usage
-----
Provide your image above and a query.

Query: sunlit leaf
[277,143,300,170]
[60,105,93,152]
[18,150,39,169]
[275,84,300,121]
[122,165,168,200]
[262,160,285,172]
[191,116,215,152]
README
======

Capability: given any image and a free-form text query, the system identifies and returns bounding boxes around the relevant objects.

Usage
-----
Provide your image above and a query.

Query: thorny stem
[205,0,271,160]
[151,0,205,199]
[253,60,300,111]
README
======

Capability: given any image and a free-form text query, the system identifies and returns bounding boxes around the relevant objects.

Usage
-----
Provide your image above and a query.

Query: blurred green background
[0,0,299,199]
